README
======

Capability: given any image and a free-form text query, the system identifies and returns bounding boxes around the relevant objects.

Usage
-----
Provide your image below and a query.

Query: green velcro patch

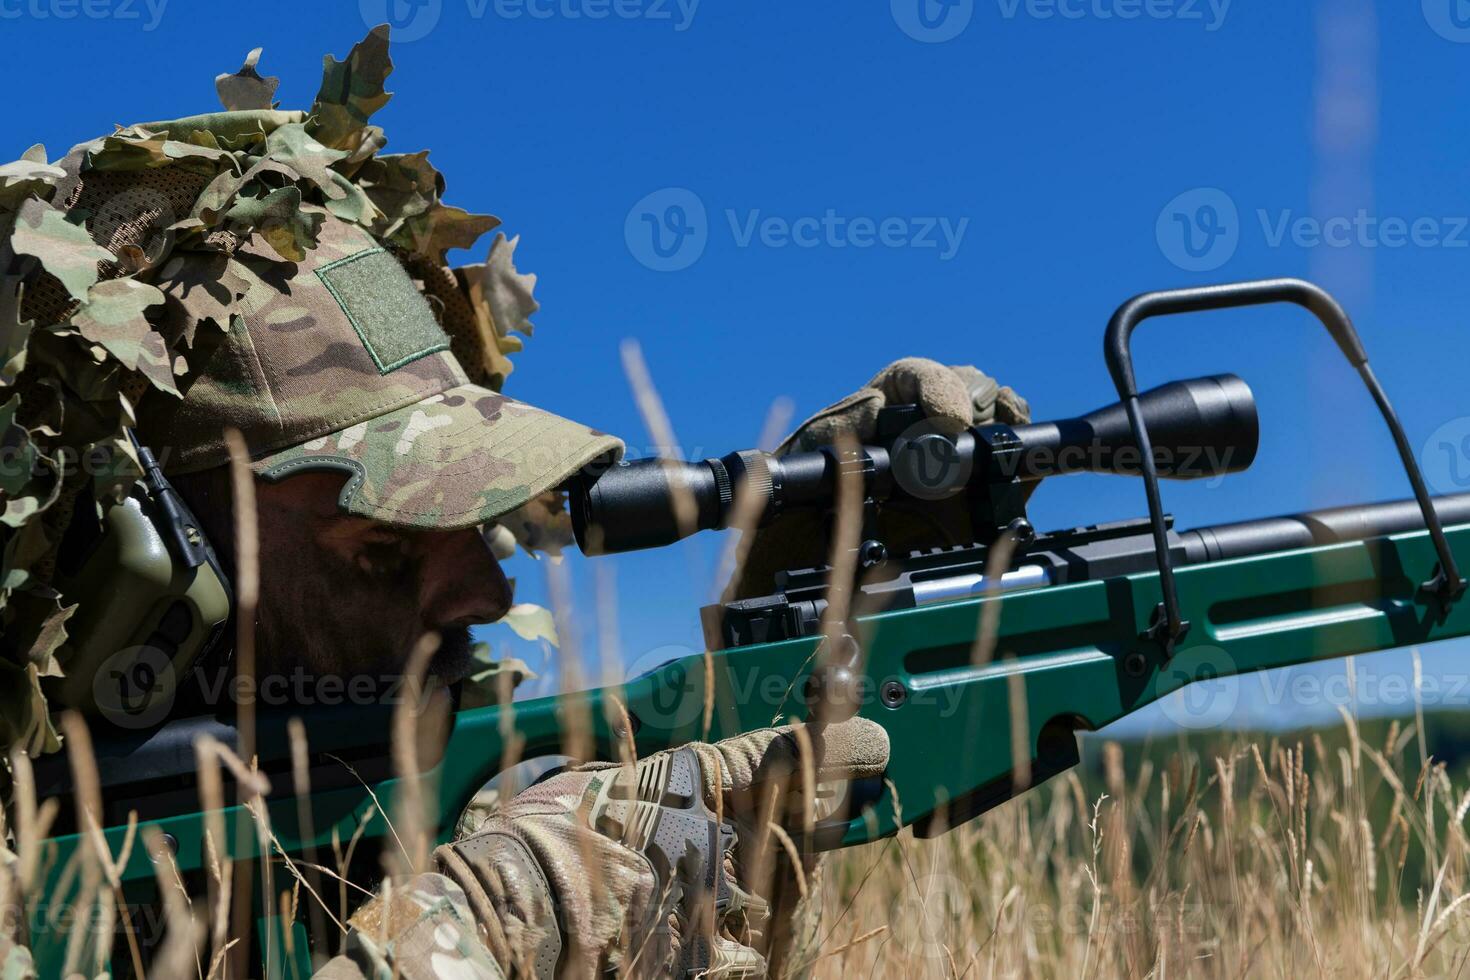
[315,247,449,373]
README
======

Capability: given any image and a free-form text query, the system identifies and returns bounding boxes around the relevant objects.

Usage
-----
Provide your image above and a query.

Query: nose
[416,526,513,629]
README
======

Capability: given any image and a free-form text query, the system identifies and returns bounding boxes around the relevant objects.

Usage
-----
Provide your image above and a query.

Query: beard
[168,466,493,718]
[427,625,477,683]
[253,539,480,697]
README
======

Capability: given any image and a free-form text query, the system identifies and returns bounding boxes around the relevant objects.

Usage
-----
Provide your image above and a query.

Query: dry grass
[11,674,1470,978]
[809,718,1470,979]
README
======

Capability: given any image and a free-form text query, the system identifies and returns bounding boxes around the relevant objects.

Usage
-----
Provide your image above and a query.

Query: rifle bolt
[880,680,907,708]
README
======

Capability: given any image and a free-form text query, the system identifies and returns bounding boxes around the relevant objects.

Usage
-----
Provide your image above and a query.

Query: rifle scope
[569,374,1258,556]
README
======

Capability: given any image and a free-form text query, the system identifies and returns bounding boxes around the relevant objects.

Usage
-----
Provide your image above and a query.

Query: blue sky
[5,0,1470,725]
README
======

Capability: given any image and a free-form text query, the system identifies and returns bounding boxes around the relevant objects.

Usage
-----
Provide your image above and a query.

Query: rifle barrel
[1183,492,1470,564]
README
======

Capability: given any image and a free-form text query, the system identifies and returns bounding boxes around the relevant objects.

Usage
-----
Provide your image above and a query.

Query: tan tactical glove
[777,357,1029,455]
[320,719,888,980]
[736,358,1031,598]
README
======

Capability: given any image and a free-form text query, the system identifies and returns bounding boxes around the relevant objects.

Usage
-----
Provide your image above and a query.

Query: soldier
[0,28,1027,979]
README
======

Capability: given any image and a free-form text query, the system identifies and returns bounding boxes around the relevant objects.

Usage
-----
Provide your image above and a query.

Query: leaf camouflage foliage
[0,24,545,760]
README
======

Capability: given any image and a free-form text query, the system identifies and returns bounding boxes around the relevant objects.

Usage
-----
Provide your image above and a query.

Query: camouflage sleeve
[313,873,507,980]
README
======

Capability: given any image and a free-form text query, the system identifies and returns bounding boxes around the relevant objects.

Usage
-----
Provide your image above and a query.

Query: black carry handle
[1103,278,1465,652]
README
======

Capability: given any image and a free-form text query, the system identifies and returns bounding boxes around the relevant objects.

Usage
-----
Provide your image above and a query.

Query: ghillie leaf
[498,490,573,557]
[216,46,281,111]
[71,279,177,396]
[1,517,50,594]
[498,603,559,647]
[309,25,394,155]
[356,151,476,255]
[480,233,538,337]
[263,122,378,223]
[459,646,538,709]
[358,151,441,234]
[85,126,233,176]
[0,395,42,514]
[2,587,75,674]
[453,233,535,388]
[223,186,324,262]
[0,144,64,211]
[153,251,250,348]
[0,276,32,384]
[265,122,348,199]
[477,655,537,684]
[397,203,498,264]
[190,157,295,227]
[10,200,113,301]
[0,660,60,756]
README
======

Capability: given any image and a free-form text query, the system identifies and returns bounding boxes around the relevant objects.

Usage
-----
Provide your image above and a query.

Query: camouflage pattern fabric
[315,874,508,980]
[139,210,622,529]
[315,719,889,979]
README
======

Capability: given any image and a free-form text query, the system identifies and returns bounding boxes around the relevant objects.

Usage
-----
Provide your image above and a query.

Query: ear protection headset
[45,433,232,728]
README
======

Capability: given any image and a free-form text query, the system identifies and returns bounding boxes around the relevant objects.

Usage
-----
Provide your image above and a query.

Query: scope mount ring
[1103,277,1466,655]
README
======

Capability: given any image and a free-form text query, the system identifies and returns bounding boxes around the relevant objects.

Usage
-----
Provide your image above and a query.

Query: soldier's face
[250,472,514,684]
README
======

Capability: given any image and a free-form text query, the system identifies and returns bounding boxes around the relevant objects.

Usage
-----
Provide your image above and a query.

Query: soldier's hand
[430,718,888,979]
[778,357,1030,454]
[735,358,1030,598]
